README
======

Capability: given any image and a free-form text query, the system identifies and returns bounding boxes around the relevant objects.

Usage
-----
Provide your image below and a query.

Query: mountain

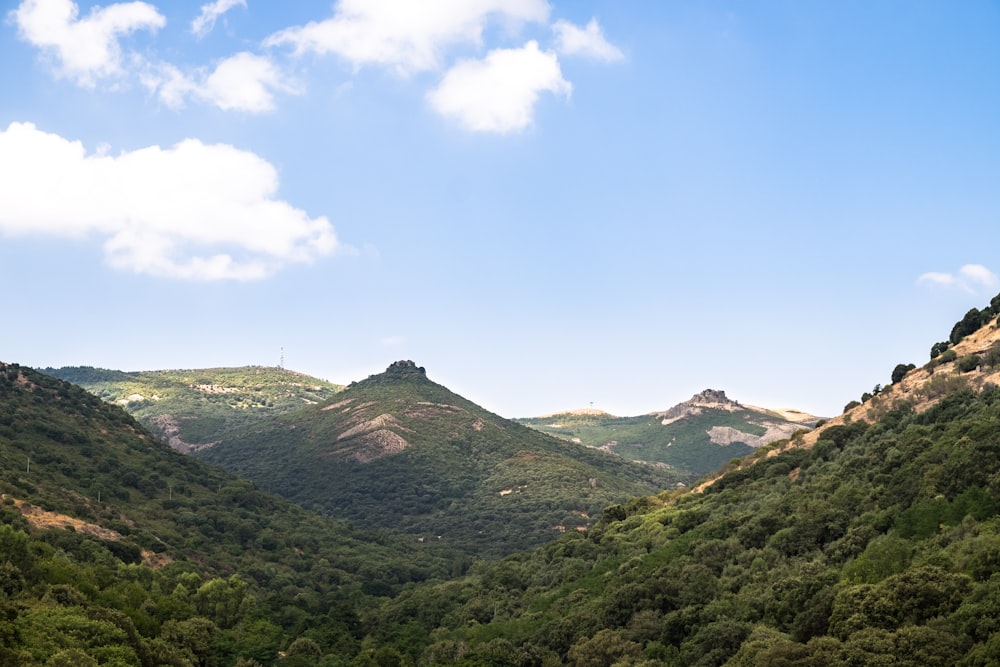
[9,293,1000,665]
[40,365,343,452]
[352,295,1000,665]
[198,361,685,559]
[518,389,822,478]
[0,361,443,665]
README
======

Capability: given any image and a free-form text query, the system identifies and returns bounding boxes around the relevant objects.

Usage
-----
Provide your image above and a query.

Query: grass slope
[198,361,684,560]
[40,365,343,451]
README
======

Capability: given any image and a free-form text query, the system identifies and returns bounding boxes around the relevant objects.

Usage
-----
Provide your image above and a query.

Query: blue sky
[2,0,999,419]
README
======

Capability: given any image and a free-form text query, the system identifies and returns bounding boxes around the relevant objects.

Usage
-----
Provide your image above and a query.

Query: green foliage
[958,354,982,373]
[891,363,916,384]
[939,348,958,363]
[930,341,951,359]
[359,384,1000,666]
[0,362,447,666]
[951,307,989,345]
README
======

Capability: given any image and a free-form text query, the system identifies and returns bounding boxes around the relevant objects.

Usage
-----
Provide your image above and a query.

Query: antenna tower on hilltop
[279,347,284,369]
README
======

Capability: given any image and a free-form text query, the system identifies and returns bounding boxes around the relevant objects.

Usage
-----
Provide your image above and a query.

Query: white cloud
[0,122,338,281]
[191,0,245,38]
[11,0,165,86]
[144,52,298,113]
[264,0,550,73]
[918,264,999,293]
[427,41,570,133]
[553,18,623,61]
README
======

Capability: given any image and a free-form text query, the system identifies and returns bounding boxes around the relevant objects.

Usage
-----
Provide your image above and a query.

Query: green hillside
[198,361,684,560]
[519,391,820,477]
[40,365,343,452]
[10,297,1000,665]
[351,298,1000,665]
[0,362,442,666]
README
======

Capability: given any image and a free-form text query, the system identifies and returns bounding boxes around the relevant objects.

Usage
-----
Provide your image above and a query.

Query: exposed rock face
[386,360,426,376]
[654,389,741,425]
[706,423,806,448]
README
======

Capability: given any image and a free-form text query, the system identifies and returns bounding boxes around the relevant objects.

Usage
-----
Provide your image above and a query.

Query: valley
[6,293,1000,664]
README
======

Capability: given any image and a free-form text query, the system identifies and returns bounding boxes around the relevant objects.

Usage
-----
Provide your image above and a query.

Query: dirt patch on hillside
[327,430,410,463]
[5,496,172,569]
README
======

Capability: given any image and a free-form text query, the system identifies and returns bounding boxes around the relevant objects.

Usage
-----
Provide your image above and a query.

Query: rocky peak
[386,360,426,376]
[653,388,742,425]
[689,389,737,407]
[351,360,428,389]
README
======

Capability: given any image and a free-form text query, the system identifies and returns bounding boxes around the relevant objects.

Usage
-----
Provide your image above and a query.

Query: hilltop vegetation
[199,361,684,561]
[40,365,343,451]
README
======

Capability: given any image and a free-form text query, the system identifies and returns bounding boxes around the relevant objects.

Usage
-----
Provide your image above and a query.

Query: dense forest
[4,296,1000,664]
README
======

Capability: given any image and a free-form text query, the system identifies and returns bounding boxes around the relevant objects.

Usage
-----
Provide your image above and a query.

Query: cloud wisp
[553,18,623,61]
[11,0,165,86]
[264,0,551,73]
[918,264,999,293]
[144,52,299,113]
[191,0,246,38]
[0,122,338,281]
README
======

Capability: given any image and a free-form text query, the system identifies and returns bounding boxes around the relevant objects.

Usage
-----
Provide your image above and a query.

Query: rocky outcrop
[654,389,741,425]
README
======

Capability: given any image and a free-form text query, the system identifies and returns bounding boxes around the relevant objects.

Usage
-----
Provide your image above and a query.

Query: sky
[2,0,1000,419]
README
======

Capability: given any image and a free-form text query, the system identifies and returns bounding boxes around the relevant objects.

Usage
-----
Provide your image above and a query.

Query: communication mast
[279,347,284,369]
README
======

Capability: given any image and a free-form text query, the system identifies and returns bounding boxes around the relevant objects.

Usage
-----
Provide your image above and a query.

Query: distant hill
[40,365,343,452]
[518,389,822,477]
[198,360,685,559]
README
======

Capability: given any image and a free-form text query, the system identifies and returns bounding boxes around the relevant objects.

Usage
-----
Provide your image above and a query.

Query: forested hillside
[7,294,1000,665]
[199,361,684,560]
[0,363,442,666]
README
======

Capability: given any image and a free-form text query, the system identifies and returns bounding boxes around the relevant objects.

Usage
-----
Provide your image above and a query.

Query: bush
[843,401,861,414]
[930,342,950,360]
[957,355,982,373]
[939,349,958,364]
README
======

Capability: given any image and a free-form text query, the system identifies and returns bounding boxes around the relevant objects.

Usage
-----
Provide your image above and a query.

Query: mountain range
[8,293,1000,664]
[517,389,821,477]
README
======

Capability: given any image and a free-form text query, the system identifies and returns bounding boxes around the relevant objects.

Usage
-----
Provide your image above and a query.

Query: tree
[891,364,916,384]
[950,308,985,345]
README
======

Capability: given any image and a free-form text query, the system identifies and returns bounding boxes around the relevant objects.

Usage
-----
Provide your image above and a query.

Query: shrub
[930,342,950,360]
[957,355,982,373]
[939,349,958,364]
